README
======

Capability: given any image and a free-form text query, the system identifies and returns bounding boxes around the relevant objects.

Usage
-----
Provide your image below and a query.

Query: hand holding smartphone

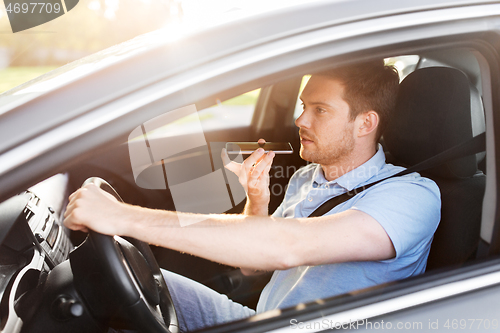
[225,142,293,155]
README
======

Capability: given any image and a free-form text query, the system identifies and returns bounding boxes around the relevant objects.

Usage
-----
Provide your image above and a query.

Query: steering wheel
[69,177,179,333]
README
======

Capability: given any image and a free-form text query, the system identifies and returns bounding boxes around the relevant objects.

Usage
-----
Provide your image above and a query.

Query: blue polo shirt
[256,145,441,313]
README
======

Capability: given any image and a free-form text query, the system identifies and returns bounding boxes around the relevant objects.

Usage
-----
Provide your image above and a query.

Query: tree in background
[0,0,183,66]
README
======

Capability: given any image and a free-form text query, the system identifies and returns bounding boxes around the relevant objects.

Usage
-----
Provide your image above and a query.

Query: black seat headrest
[384,67,483,179]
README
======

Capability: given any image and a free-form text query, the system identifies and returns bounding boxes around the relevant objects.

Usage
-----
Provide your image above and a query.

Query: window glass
[293,56,420,120]
[385,55,420,81]
[198,88,260,132]
[293,75,310,120]
[148,89,260,139]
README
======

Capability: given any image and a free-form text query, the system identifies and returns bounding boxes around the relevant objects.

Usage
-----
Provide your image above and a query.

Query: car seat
[383,67,486,270]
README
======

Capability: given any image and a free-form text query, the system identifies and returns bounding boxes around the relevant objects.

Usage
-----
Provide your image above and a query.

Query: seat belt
[308,132,486,217]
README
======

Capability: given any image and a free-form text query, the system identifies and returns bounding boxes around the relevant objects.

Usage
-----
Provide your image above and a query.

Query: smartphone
[225,142,293,155]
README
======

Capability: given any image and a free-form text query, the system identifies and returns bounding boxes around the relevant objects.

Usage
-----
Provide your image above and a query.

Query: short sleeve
[350,175,441,259]
[272,203,284,217]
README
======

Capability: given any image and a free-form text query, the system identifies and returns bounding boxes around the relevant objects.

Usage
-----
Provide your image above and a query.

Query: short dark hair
[317,60,399,140]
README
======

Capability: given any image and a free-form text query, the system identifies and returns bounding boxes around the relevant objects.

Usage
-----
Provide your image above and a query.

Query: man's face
[295,75,356,168]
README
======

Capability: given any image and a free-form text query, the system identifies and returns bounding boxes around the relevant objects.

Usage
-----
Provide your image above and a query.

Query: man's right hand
[221,138,275,216]
[64,184,132,236]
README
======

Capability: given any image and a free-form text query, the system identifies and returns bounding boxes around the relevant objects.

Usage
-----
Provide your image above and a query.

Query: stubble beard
[299,123,356,167]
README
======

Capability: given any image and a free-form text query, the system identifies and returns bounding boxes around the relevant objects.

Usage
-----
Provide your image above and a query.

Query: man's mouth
[300,136,314,145]
[299,130,315,145]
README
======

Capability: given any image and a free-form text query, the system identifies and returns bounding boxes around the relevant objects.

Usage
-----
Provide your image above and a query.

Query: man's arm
[64,184,395,271]
[222,138,276,274]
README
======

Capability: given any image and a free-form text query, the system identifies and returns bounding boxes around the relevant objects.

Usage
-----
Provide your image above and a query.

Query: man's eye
[301,102,305,110]
[316,107,326,113]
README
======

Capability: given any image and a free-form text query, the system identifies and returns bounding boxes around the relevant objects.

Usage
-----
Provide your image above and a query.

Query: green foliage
[0,0,178,66]
[221,89,260,106]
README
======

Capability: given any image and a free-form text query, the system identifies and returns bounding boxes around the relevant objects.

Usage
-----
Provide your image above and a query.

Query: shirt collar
[311,144,386,191]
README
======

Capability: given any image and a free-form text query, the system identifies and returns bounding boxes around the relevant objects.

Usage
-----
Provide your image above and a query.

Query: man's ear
[356,111,379,137]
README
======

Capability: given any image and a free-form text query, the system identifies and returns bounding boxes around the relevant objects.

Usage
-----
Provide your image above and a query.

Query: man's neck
[320,144,378,181]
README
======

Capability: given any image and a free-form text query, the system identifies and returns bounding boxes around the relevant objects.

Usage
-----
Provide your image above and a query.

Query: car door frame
[3,3,500,333]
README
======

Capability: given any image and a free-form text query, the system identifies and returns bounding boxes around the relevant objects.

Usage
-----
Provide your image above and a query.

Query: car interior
[0,45,495,332]
[65,48,490,306]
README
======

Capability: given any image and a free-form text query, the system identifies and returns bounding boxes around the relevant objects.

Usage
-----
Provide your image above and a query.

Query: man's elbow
[269,222,306,270]
[275,244,304,270]
[275,254,299,270]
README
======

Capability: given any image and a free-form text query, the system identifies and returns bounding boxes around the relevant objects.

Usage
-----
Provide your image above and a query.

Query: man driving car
[64,60,440,332]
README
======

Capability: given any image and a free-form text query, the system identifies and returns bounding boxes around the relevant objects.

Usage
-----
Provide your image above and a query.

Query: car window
[125,50,489,321]
[386,55,420,81]
[198,88,260,132]
[140,89,260,139]
[293,75,311,120]
[292,56,420,120]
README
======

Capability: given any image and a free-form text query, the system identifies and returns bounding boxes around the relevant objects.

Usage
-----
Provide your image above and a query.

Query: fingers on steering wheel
[64,189,84,220]
[68,187,84,201]
[75,225,89,233]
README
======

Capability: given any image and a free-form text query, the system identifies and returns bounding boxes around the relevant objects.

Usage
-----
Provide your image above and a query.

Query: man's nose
[295,110,310,128]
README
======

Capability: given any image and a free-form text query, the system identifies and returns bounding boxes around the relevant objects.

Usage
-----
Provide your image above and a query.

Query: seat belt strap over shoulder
[308,132,486,217]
